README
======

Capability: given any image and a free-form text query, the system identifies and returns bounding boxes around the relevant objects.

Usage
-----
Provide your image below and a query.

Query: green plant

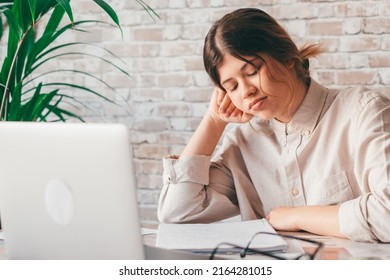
[0,0,157,122]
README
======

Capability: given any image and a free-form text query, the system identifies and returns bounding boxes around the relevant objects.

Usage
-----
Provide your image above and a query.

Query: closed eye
[247,70,258,77]
[228,84,238,93]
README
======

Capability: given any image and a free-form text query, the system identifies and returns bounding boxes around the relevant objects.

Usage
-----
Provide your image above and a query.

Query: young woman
[158,8,390,243]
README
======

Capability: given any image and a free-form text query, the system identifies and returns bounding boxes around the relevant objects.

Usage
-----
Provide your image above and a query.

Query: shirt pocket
[307,172,355,205]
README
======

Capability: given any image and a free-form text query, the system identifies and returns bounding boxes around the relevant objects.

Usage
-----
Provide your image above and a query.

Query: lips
[248,96,267,110]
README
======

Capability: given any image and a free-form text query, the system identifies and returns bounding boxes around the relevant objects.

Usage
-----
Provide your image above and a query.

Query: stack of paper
[156,218,288,253]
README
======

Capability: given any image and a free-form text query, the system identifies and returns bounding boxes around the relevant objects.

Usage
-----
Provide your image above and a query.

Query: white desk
[1,230,390,260]
[278,231,390,260]
[143,228,390,260]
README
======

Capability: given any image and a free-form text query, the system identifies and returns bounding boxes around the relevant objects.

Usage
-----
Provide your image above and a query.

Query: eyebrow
[220,58,258,86]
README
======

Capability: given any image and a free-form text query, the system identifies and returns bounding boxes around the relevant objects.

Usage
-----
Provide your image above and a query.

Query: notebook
[157,219,288,253]
[0,122,207,260]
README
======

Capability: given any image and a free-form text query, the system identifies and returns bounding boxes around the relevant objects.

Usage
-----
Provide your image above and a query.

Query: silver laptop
[0,122,145,259]
[0,122,208,260]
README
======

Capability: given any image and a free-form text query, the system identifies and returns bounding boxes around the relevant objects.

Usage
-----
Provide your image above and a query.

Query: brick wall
[1,0,390,226]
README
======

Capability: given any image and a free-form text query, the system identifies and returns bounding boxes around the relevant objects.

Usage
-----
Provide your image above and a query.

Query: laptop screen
[0,122,145,259]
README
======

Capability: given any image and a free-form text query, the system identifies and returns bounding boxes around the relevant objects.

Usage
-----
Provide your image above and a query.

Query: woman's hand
[208,88,253,124]
[266,206,301,231]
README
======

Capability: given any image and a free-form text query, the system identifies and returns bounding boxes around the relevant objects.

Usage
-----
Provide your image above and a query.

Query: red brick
[134,144,170,160]
[337,70,378,85]
[133,28,163,41]
[156,103,192,116]
[340,37,381,52]
[308,21,344,36]
[364,18,390,34]
[158,131,193,144]
[157,74,192,87]
[311,71,336,86]
[368,53,390,68]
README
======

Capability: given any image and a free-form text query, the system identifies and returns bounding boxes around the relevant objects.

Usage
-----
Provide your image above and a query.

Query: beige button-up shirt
[158,80,390,242]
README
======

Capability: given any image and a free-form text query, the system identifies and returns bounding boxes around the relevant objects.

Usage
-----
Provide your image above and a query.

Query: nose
[241,80,257,99]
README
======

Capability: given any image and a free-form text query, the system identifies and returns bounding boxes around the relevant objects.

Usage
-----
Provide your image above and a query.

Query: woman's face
[217,53,301,123]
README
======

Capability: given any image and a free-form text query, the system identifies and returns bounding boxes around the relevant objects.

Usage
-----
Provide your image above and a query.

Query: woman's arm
[266,205,346,238]
[181,88,253,157]
[268,93,390,242]
[158,89,253,223]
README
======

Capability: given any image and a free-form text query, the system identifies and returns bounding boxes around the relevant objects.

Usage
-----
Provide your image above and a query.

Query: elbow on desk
[157,203,204,224]
[157,204,185,224]
[157,209,173,224]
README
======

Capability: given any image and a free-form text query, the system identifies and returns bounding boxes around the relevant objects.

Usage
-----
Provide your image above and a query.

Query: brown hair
[203,8,324,92]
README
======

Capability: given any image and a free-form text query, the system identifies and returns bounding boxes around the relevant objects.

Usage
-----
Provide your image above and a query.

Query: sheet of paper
[141,228,158,235]
[157,218,288,253]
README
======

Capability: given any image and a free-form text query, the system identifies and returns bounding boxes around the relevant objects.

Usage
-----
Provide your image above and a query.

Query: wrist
[205,111,228,130]
[293,207,305,231]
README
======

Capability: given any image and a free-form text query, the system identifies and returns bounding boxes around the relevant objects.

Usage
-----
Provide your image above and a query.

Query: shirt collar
[272,79,328,136]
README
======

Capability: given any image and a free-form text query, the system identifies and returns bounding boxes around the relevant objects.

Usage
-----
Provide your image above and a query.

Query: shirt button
[303,129,310,136]
[291,188,299,196]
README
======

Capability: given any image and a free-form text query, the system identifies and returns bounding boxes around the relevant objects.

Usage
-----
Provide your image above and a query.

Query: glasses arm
[209,242,244,260]
[243,231,324,260]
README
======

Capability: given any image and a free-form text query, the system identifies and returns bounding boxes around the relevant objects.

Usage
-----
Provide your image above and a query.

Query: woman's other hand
[266,206,301,231]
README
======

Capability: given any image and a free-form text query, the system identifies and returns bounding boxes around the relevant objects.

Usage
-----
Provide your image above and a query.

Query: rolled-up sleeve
[158,155,239,223]
[339,94,390,242]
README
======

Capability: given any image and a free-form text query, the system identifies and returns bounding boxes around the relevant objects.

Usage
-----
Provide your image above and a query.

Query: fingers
[230,107,242,118]
[215,88,235,116]
[211,87,253,123]
[215,88,225,106]
[219,95,236,116]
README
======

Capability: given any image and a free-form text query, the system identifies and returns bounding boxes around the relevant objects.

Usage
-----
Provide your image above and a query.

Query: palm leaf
[25,69,118,93]
[93,0,122,37]
[31,91,58,121]
[0,1,13,8]
[36,42,127,65]
[40,82,116,103]
[0,57,11,87]
[12,0,33,33]
[8,82,22,121]
[0,13,3,41]
[0,19,21,119]
[45,104,84,122]
[35,0,58,19]
[136,0,159,21]
[27,0,38,22]
[55,0,73,23]
[1,0,159,122]
[25,20,113,74]
[15,27,34,83]
[42,3,65,36]
[28,52,129,79]
[21,82,45,121]
[40,95,64,121]
[2,8,22,39]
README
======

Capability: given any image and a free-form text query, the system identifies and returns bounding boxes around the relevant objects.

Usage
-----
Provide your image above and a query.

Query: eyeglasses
[209,231,324,260]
